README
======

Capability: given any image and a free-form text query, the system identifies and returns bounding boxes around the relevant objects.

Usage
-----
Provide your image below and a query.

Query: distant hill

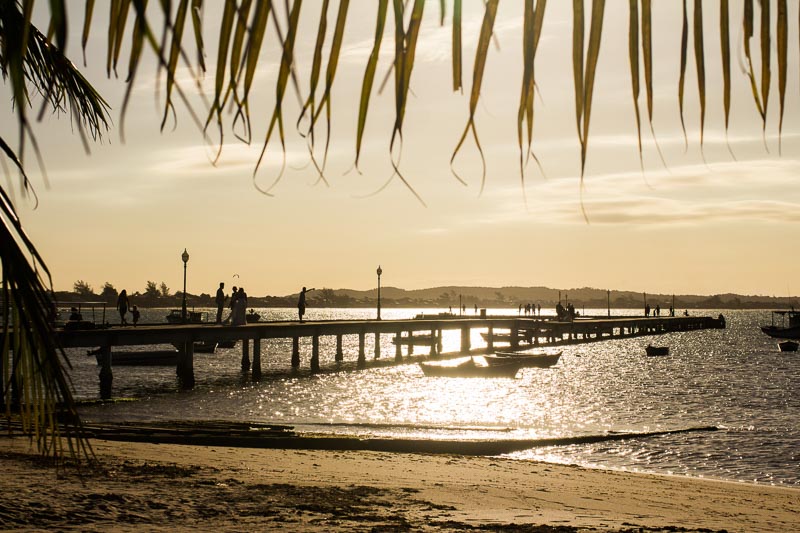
[53,286,800,310]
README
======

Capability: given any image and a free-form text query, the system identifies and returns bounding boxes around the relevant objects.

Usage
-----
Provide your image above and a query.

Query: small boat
[646,345,669,356]
[761,310,800,340]
[166,310,208,324]
[91,348,180,366]
[778,340,799,352]
[193,340,218,353]
[419,357,521,378]
[486,351,562,368]
[217,340,237,349]
[245,310,261,323]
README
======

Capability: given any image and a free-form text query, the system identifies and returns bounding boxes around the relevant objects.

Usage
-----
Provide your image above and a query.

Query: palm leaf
[678,0,688,151]
[451,0,499,195]
[777,0,787,154]
[759,0,771,131]
[693,0,706,151]
[720,0,734,158]
[743,0,765,121]
[452,0,462,92]
[354,0,388,170]
[572,0,584,143]
[628,0,643,168]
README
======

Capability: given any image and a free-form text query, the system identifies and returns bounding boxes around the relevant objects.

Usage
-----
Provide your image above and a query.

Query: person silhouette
[116,290,130,325]
[215,282,226,324]
[298,286,315,322]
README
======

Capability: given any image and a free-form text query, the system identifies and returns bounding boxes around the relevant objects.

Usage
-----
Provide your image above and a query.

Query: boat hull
[419,360,521,378]
[487,352,562,368]
[761,325,800,340]
[778,340,799,352]
[646,346,669,356]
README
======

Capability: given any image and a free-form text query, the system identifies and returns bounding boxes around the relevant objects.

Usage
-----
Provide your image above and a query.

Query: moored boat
[419,357,521,378]
[761,310,800,340]
[485,351,562,368]
[91,348,180,366]
[778,340,799,352]
[646,345,669,356]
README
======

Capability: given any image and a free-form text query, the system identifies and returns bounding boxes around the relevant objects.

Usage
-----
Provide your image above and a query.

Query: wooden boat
[91,348,180,366]
[193,340,218,353]
[419,357,521,378]
[166,309,208,324]
[217,340,237,349]
[778,340,799,352]
[646,345,669,356]
[245,310,261,323]
[486,351,562,368]
[761,310,800,340]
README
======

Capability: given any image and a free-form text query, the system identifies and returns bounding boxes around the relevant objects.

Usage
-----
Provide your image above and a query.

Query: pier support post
[487,327,494,353]
[437,329,443,355]
[374,332,380,359]
[461,326,471,354]
[358,332,366,367]
[407,332,414,355]
[99,344,113,400]
[311,335,320,371]
[510,326,519,351]
[178,340,195,389]
[252,338,262,381]
[291,337,300,367]
[335,335,343,362]
[395,331,403,361]
[429,331,438,357]
[241,339,250,373]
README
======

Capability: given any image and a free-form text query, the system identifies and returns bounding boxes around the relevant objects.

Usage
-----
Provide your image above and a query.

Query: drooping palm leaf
[451,0,499,195]
[628,0,643,169]
[693,0,706,152]
[743,0,765,122]
[452,0,462,92]
[777,0,787,154]
[759,0,771,134]
[354,0,388,171]
[720,0,734,158]
[678,0,688,151]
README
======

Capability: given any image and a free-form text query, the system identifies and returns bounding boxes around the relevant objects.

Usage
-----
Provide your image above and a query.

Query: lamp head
[182,248,189,264]
[376,265,382,277]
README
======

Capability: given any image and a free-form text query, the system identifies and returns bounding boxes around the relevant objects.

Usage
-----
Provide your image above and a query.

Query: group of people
[115,289,140,326]
[519,303,542,316]
[645,304,675,317]
[555,301,577,321]
[216,283,249,325]
[215,283,315,325]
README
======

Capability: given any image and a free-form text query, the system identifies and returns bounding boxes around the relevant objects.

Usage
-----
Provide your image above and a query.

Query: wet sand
[1,436,797,532]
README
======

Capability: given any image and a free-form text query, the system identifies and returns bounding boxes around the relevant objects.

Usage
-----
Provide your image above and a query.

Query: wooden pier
[57,314,726,399]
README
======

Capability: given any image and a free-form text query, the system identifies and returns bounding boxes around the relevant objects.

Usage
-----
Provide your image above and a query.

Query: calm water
[68,308,800,487]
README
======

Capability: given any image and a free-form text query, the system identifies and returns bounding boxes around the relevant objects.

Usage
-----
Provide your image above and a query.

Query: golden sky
[4,1,800,298]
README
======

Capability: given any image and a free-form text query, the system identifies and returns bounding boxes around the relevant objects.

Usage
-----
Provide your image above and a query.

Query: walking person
[215,282,226,324]
[116,289,130,325]
[298,286,315,322]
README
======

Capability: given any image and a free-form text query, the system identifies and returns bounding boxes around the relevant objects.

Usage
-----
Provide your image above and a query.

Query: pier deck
[56,314,725,398]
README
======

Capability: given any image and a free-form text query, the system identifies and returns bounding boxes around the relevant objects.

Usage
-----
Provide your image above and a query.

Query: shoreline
[2,436,797,532]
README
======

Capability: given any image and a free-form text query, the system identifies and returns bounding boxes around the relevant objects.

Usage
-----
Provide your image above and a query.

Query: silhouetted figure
[298,286,315,321]
[117,290,130,325]
[556,302,565,321]
[132,305,140,327]
[68,307,82,321]
[645,303,651,317]
[655,304,660,316]
[232,287,247,326]
[215,282,226,324]
[537,303,541,316]
[474,304,478,314]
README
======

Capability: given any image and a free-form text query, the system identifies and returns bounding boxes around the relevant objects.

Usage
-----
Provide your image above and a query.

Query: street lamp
[376,265,382,320]
[181,248,190,323]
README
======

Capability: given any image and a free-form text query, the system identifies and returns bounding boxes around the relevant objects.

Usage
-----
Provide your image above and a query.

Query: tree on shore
[1,1,796,460]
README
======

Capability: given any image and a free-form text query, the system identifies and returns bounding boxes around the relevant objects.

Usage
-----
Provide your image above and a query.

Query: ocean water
[68,308,800,487]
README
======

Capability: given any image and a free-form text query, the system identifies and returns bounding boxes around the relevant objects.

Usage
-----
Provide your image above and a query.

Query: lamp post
[181,248,189,323]
[376,265,382,320]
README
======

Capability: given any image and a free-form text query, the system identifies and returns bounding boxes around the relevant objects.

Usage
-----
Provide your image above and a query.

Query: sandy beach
[1,436,797,532]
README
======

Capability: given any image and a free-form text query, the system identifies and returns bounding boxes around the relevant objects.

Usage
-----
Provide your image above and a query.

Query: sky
[3,1,800,298]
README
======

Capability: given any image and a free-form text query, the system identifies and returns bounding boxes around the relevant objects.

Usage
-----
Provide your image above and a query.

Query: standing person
[116,290,130,325]
[298,286,315,322]
[232,287,248,326]
[215,282,226,324]
[131,305,140,327]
